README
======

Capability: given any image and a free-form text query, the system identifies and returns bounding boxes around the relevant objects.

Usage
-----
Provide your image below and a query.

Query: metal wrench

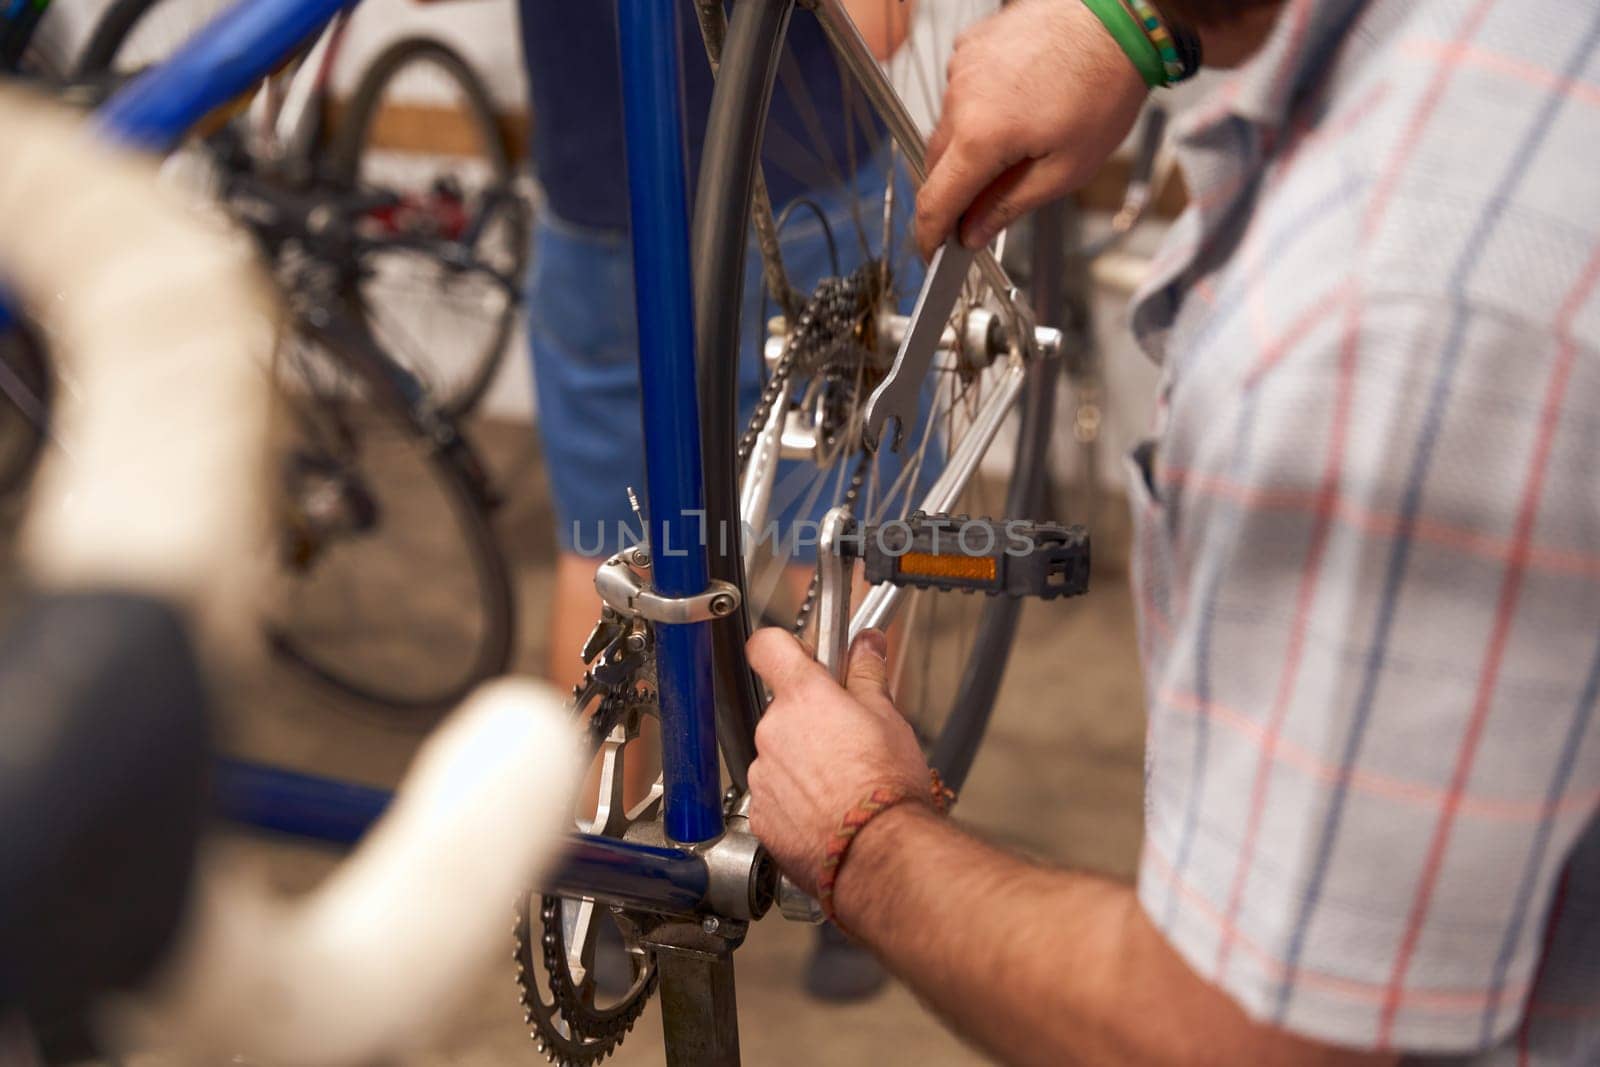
[862,235,977,451]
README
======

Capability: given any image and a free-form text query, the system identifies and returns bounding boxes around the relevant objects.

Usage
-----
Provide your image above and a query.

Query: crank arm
[815,507,856,685]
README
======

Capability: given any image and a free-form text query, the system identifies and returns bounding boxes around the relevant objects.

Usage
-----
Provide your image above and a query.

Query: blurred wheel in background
[266,312,515,715]
[330,36,529,420]
[78,0,235,90]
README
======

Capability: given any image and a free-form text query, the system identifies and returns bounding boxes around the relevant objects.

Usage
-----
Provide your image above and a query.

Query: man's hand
[916,0,1149,257]
[745,628,930,895]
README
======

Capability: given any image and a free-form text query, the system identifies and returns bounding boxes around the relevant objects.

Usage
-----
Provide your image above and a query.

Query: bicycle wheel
[328,37,528,419]
[264,310,515,714]
[77,0,275,134]
[77,0,232,79]
[693,0,1062,790]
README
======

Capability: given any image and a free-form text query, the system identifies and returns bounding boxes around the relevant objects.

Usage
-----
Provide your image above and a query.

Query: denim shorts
[526,153,932,558]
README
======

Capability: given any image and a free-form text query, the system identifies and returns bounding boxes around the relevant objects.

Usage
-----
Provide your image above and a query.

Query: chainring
[513,895,656,1067]
[516,618,662,1066]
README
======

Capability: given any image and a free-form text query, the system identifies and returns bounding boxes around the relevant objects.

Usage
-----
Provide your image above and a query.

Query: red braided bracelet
[816,770,956,925]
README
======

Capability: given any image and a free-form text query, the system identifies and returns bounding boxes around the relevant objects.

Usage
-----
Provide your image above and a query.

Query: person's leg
[550,551,659,812]
[547,551,602,694]
[523,213,658,997]
[524,215,658,813]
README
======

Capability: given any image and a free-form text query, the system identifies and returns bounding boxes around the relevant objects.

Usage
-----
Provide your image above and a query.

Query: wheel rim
[693,0,1056,783]
[340,46,528,418]
[87,0,234,74]
[264,324,509,713]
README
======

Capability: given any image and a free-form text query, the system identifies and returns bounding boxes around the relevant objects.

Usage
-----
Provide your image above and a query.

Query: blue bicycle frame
[76,0,730,912]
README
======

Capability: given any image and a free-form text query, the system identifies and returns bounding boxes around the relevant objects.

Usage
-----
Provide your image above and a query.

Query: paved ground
[129,417,1149,1066]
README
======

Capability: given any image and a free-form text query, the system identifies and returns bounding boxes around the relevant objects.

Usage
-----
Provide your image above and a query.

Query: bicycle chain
[731,264,885,638]
[736,262,885,466]
[578,673,656,753]
[791,452,869,638]
[513,897,656,1067]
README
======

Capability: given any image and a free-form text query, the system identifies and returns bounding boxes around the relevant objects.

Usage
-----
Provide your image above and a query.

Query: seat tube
[617,0,723,844]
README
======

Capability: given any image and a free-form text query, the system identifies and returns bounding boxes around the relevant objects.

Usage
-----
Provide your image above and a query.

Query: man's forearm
[832,804,1397,1067]
[832,804,1126,1065]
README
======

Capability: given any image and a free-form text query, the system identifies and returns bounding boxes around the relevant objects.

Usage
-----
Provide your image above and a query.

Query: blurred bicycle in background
[0,0,531,713]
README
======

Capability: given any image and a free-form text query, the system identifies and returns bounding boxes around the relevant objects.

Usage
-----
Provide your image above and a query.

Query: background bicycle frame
[83,0,735,914]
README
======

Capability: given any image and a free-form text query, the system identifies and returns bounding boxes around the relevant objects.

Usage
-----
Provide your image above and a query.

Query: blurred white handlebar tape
[0,85,279,653]
[110,678,584,1065]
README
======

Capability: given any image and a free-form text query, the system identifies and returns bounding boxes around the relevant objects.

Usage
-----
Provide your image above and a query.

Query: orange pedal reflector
[852,511,1090,599]
[897,552,997,582]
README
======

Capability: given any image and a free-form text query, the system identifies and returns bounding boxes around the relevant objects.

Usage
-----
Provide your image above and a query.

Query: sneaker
[803,921,889,1002]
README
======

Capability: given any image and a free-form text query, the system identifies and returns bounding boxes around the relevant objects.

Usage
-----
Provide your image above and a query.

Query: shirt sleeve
[1134,293,1600,1054]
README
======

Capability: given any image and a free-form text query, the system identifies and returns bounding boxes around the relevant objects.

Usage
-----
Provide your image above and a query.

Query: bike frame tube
[617,0,724,844]
[544,834,709,914]
[215,760,710,912]
[214,757,390,847]
[96,0,355,152]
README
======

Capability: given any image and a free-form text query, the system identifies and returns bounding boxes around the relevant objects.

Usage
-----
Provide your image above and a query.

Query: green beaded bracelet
[1124,0,1186,84]
[1081,0,1167,89]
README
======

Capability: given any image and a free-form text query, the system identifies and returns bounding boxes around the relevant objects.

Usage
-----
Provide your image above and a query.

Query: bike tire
[77,0,268,118]
[75,0,162,75]
[328,36,525,420]
[692,0,1058,792]
[77,0,239,77]
[79,6,517,713]
[266,310,516,715]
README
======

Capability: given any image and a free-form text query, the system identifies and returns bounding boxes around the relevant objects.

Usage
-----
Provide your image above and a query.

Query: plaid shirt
[1127,0,1600,1060]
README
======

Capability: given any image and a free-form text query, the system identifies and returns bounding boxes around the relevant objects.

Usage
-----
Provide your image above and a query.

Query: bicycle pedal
[847,511,1090,599]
